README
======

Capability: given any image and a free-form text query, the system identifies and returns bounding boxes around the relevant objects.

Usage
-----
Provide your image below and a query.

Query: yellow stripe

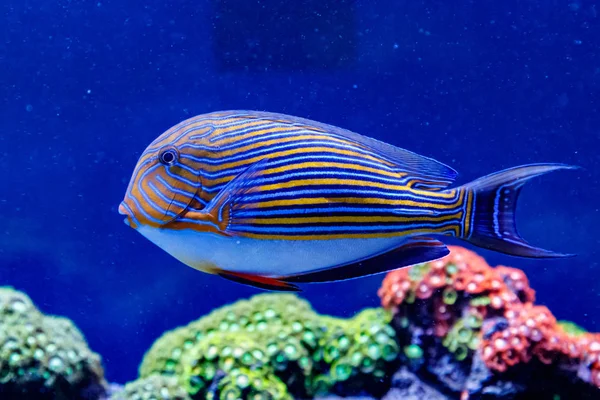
[252,179,459,200]
[210,161,408,185]
[213,117,259,126]
[211,118,288,142]
[239,196,462,210]
[198,190,213,203]
[214,133,363,158]
[410,188,458,198]
[142,117,257,164]
[463,189,473,237]
[137,124,213,165]
[202,146,397,172]
[156,119,213,143]
[210,119,329,145]
[234,212,462,225]
[211,125,301,145]
[235,225,461,240]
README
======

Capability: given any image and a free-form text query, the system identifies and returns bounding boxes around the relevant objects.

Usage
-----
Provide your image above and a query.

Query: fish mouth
[118,202,134,227]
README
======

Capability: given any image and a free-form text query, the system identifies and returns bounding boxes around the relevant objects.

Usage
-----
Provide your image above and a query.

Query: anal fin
[282,236,449,284]
[216,270,300,292]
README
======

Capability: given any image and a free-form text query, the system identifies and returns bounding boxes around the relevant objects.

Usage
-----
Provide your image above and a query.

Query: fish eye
[158,147,179,166]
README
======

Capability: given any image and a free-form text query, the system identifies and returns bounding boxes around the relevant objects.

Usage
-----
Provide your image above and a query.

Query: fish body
[119,110,574,291]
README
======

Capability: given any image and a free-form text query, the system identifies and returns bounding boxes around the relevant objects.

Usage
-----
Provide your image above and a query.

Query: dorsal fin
[217,110,458,189]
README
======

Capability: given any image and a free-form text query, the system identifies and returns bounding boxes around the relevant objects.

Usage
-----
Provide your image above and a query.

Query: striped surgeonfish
[119,110,575,291]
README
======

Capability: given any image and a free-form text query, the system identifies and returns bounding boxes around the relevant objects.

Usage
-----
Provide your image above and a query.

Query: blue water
[1,0,598,384]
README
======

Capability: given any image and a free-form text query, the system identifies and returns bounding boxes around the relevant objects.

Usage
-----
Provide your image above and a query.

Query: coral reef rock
[0,286,107,400]
[5,246,600,400]
[378,245,600,399]
[136,293,400,400]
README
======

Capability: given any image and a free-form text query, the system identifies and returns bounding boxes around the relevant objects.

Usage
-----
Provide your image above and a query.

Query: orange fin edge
[215,270,301,292]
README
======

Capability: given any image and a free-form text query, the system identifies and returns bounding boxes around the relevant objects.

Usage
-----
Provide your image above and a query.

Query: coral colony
[2,246,600,399]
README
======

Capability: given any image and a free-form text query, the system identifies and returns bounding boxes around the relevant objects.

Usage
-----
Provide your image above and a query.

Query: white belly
[136,225,407,276]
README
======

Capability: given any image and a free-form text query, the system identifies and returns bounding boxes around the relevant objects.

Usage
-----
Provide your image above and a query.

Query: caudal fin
[461,163,576,258]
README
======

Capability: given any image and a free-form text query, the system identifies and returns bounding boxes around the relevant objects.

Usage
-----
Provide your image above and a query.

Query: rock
[384,367,449,400]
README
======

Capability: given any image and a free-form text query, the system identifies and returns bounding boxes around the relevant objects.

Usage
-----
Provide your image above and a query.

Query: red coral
[495,265,536,303]
[577,333,600,386]
[378,269,411,311]
[378,246,501,309]
[378,245,600,389]
[481,303,557,371]
[378,245,528,315]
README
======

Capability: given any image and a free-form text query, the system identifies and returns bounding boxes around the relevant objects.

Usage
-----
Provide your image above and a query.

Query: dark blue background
[1,0,598,383]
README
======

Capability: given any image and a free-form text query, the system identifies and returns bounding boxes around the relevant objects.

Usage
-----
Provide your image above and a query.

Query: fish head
[119,119,214,229]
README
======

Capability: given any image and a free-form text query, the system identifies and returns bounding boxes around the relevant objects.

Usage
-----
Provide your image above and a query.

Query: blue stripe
[233,206,429,217]
[250,168,405,186]
[148,181,187,213]
[183,139,389,166]
[202,168,411,194]
[127,191,165,225]
[198,153,401,181]
[229,221,459,234]
[209,128,322,149]
[208,122,288,142]
[146,112,253,152]
[155,175,196,200]
[164,166,198,188]
[137,165,177,218]
[175,217,223,230]
[238,187,462,203]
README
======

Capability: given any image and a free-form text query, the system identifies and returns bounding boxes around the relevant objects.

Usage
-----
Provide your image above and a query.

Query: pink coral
[378,245,600,389]
[378,245,529,319]
[480,303,556,371]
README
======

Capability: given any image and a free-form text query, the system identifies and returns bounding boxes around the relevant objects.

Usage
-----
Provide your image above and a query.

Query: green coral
[210,367,290,400]
[181,330,310,397]
[313,308,399,394]
[408,262,432,282]
[112,374,191,400]
[403,344,423,360]
[557,320,587,337]
[442,309,482,361]
[139,294,319,379]
[134,294,400,400]
[0,286,106,399]
[0,287,42,326]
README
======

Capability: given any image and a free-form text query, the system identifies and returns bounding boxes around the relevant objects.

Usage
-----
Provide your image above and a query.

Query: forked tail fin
[460,163,577,258]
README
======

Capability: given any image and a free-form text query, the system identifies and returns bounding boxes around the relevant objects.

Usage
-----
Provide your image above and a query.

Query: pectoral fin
[202,159,268,235]
[215,270,300,292]
[282,236,449,283]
